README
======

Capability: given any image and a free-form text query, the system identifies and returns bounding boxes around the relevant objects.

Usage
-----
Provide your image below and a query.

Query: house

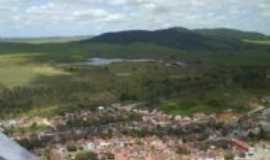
[0,132,38,160]
[231,139,251,153]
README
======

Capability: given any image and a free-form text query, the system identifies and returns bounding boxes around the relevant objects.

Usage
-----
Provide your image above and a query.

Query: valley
[0,27,270,160]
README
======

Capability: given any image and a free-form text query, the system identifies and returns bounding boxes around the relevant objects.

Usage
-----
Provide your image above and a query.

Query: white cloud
[0,0,269,37]
[259,0,270,16]
[72,8,125,22]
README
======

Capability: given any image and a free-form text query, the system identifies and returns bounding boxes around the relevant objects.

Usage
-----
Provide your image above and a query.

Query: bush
[224,152,234,160]
[75,151,98,160]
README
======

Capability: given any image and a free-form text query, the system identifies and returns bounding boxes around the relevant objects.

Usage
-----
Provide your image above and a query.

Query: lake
[85,58,156,66]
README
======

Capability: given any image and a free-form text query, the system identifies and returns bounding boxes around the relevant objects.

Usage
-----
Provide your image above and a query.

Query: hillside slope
[0,27,269,63]
[84,27,270,54]
[193,28,265,40]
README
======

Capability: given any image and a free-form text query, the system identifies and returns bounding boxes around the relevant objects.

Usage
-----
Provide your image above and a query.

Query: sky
[0,0,269,37]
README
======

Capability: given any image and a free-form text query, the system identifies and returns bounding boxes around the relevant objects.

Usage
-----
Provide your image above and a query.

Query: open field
[1,40,270,66]
[0,54,70,87]
[1,36,92,44]
[244,39,270,45]
[0,52,270,120]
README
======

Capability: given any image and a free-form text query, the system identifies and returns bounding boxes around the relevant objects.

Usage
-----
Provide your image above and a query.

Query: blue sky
[0,0,269,37]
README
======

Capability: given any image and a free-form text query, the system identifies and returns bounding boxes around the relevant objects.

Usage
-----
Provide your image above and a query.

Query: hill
[193,28,266,40]
[85,27,270,54]
[0,27,269,65]
[87,28,247,52]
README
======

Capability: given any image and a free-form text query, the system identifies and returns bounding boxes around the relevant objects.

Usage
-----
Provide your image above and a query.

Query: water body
[0,132,38,160]
[85,58,155,66]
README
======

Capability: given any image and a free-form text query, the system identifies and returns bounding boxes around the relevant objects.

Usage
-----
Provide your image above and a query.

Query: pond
[85,58,156,66]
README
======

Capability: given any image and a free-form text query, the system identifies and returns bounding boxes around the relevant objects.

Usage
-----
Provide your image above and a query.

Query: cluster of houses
[1,103,270,160]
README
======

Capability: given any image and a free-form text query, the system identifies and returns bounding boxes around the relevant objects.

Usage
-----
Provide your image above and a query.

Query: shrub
[75,151,98,160]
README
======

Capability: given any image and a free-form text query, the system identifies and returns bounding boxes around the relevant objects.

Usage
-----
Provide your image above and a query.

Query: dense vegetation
[88,27,270,55]
[0,27,270,119]
[0,54,270,119]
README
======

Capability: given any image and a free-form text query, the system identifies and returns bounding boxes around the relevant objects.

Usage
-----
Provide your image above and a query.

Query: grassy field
[1,39,270,66]
[244,39,270,45]
[2,36,92,44]
[0,39,270,119]
[0,54,70,87]
[160,88,253,115]
[0,53,269,119]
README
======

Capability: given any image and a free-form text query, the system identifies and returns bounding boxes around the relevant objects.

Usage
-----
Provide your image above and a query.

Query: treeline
[0,65,270,118]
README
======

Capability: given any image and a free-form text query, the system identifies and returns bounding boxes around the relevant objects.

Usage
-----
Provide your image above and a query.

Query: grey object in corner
[0,132,38,160]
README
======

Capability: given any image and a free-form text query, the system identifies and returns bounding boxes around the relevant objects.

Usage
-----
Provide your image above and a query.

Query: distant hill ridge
[193,28,265,40]
[0,27,269,58]
[86,27,267,52]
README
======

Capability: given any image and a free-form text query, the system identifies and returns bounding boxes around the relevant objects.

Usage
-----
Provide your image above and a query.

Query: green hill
[0,27,269,65]
[193,28,265,40]
[87,28,243,52]
[85,27,270,55]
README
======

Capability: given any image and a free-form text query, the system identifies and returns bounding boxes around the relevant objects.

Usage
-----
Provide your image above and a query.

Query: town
[1,102,270,160]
